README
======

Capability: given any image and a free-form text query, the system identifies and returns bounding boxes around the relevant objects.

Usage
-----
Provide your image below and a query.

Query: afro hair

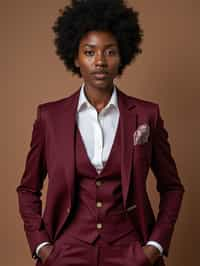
[52,0,144,78]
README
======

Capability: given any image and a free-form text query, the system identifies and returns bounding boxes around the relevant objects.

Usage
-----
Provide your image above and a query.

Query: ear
[75,58,80,68]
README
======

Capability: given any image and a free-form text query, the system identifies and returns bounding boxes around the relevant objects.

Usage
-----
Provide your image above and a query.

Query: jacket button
[96,223,103,229]
[96,201,103,207]
[67,208,70,213]
[96,180,102,186]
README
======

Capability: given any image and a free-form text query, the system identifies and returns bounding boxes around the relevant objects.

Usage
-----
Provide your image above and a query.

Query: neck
[83,83,114,112]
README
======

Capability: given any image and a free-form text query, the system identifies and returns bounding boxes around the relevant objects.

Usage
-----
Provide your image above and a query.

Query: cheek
[110,61,120,74]
[79,61,93,74]
[110,56,120,68]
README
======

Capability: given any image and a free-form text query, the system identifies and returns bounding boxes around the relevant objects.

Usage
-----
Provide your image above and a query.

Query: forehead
[79,31,118,48]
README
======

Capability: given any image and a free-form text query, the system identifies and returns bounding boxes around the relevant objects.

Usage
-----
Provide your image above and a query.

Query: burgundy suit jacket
[16,87,185,261]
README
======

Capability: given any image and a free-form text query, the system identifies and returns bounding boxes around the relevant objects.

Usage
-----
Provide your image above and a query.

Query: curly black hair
[52,0,144,78]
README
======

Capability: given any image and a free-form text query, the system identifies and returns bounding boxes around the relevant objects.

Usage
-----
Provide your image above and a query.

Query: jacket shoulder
[124,93,160,125]
[118,89,159,111]
[128,94,159,113]
[36,89,80,115]
[129,96,159,109]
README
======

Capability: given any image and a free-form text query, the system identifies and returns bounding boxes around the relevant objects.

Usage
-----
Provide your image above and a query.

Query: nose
[95,51,107,67]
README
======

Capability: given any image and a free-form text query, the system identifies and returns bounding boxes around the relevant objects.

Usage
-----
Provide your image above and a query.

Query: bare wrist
[38,244,53,262]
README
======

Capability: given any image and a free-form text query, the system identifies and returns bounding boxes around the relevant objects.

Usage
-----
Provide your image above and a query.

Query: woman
[16,1,185,266]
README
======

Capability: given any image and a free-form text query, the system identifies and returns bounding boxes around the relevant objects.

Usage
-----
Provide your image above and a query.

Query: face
[75,31,121,90]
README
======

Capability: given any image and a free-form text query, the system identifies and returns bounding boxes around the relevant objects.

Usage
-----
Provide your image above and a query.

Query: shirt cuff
[35,242,51,257]
[146,241,163,256]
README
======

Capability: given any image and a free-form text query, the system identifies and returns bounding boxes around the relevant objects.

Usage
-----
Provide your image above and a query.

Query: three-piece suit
[16,86,185,266]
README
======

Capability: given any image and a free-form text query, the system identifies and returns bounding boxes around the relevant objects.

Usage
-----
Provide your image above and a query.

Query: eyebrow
[82,44,117,48]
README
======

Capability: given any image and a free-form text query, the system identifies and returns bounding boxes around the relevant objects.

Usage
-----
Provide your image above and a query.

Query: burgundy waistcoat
[64,117,138,244]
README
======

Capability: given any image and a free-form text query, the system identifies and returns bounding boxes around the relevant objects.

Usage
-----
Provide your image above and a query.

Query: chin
[93,79,113,87]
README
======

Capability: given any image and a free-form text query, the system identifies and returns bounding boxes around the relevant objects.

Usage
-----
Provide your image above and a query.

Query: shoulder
[118,89,160,116]
[132,95,159,110]
[36,89,80,116]
[132,96,160,126]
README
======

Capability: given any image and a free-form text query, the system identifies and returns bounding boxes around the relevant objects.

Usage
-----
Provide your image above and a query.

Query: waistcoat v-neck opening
[76,117,121,177]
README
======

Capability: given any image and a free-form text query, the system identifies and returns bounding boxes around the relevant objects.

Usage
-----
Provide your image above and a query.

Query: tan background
[1,0,199,265]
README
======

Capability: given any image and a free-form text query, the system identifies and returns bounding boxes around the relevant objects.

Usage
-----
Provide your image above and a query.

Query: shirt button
[97,142,102,149]
[96,201,103,208]
[96,180,102,186]
[97,223,103,229]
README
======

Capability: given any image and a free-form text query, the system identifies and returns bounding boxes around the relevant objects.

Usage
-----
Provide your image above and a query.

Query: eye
[84,50,94,56]
[107,50,116,55]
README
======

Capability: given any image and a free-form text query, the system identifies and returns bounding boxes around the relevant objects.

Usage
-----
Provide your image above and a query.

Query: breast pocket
[134,141,152,165]
[134,141,151,154]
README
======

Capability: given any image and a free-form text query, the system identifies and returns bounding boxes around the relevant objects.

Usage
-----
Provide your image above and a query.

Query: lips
[92,71,108,79]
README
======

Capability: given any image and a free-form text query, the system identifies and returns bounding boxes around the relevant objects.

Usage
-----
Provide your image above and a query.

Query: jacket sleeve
[149,104,185,257]
[16,104,51,259]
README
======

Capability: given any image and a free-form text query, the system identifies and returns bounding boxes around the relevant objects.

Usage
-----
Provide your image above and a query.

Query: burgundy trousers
[36,228,153,266]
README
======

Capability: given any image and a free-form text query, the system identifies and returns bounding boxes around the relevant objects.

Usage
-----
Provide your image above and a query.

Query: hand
[142,245,161,265]
[38,244,54,264]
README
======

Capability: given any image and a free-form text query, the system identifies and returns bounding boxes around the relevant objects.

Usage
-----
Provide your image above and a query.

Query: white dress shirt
[35,83,163,257]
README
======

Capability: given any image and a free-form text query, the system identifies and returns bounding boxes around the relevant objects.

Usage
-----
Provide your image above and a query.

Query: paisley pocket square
[133,123,150,145]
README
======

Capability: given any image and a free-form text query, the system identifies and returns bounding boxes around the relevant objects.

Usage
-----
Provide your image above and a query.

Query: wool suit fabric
[16,87,185,266]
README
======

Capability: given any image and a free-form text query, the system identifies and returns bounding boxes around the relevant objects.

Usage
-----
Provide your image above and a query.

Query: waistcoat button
[96,201,103,207]
[96,180,102,186]
[96,223,103,229]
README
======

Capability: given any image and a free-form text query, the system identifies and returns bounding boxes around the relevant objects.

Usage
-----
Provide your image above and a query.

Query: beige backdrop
[1,0,199,265]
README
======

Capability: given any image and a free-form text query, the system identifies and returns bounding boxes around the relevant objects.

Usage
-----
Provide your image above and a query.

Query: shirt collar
[77,82,118,113]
